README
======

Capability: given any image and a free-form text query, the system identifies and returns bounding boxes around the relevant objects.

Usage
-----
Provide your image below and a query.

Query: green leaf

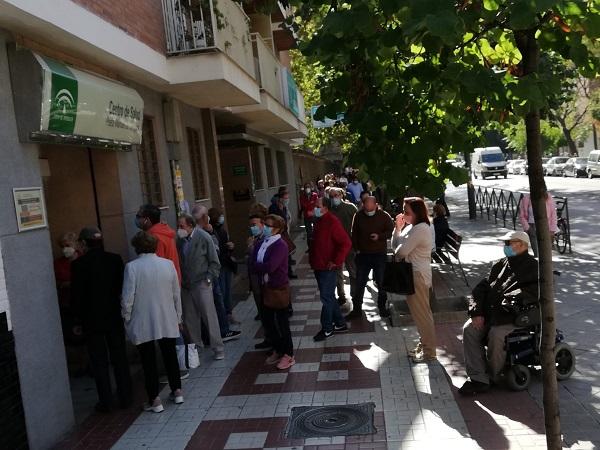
[483,0,500,11]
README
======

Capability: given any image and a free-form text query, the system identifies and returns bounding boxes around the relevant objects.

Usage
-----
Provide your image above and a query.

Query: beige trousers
[405,272,436,358]
[462,319,515,384]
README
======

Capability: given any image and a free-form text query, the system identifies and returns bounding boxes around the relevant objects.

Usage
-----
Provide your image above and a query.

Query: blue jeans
[315,270,345,333]
[353,252,388,311]
[212,279,229,336]
[219,267,233,315]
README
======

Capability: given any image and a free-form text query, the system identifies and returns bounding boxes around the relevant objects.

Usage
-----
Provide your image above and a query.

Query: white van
[587,150,600,178]
[471,147,508,179]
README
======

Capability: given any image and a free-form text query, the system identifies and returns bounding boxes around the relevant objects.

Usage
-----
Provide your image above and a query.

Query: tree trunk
[556,116,579,156]
[515,29,562,450]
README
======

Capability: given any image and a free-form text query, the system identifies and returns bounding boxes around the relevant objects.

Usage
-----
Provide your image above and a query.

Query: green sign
[35,53,144,144]
[232,165,248,176]
[286,70,299,118]
[46,58,78,134]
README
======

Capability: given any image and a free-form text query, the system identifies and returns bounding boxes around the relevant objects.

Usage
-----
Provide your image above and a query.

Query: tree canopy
[289,0,600,198]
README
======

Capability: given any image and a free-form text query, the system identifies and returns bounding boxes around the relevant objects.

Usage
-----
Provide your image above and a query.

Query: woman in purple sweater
[251,214,295,370]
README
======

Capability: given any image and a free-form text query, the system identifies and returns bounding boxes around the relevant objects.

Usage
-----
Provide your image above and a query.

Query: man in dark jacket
[71,227,132,412]
[348,196,394,319]
[459,231,539,395]
[310,197,352,341]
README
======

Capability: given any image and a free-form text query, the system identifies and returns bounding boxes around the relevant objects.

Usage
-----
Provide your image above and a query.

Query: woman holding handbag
[251,214,295,370]
[392,197,436,363]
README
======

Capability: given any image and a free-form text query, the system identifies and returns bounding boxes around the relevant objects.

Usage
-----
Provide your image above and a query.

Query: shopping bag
[382,261,415,295]
[176,344,200,369]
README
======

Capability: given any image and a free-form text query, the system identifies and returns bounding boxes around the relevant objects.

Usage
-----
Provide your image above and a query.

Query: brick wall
[70,0,166,54]
[0,313,28,449]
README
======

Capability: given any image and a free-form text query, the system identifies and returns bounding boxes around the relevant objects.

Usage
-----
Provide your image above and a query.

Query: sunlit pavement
[58,188,600,450]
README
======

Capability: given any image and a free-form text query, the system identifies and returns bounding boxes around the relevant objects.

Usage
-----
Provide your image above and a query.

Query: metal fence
[474,185,572,253]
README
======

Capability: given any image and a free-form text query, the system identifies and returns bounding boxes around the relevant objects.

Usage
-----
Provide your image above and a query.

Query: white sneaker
[143,397,164,413]
[214,351,225,360]
[170,389,184,405]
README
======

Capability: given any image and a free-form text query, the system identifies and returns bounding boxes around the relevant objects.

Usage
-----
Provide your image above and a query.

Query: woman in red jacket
[309,197,352,342]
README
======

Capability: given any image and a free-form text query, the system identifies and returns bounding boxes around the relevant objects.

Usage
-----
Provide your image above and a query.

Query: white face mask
[365,210,376,217]
[305,188,311,194]
[62,246,76,258]
[177,228,189,239]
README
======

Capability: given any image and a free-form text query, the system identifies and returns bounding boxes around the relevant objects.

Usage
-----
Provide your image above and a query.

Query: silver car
[545,157,569,176]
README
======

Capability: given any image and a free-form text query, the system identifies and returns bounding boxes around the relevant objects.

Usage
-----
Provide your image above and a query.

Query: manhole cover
[285,402,376,438]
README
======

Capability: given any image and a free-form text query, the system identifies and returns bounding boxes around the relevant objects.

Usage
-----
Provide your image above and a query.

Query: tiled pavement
[57,200,600,449]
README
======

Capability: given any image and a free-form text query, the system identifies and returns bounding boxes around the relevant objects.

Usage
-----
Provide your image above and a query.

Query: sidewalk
[58,188,600,450]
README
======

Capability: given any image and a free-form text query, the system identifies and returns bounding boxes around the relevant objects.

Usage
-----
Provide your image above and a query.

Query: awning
[8,48,144,148]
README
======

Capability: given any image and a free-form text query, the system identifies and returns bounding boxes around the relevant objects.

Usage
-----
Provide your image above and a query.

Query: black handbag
[382,260,415,295]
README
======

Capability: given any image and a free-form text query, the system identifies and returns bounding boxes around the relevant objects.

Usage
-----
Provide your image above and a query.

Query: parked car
[471,147,508,179]
[545,157,569,176]
[513,160,527,175]
[541,157,550,174]
[587,150,600,178]
[563,157,588,178]
[506,159,519,174]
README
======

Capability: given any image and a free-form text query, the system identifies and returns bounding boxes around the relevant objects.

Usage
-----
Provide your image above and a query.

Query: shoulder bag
[382,259,415,295]
[263,284,291,309]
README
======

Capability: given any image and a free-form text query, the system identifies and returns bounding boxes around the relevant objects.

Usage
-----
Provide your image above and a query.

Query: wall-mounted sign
[35,54,144,145]
[13,187,47,232]
[232,165,248,176]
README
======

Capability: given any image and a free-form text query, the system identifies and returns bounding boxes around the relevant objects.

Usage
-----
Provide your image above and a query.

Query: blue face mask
[314,207,322,218]
[263,225,273,238]
[250,225,262,237]
[503,245,517,257]
[218,215,225,225]
[332,197,342,207]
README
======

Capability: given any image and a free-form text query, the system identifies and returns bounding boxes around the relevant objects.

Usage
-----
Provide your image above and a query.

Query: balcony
[228,33,306,139]
[162,0,261,107]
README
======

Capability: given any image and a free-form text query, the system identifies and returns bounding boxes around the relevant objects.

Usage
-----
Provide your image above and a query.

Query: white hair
[191,205,208,222]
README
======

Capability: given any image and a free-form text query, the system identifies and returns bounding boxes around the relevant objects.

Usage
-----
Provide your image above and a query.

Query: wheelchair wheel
[555,221,568,254]
[555,342,576,380]
[506,364,531,391]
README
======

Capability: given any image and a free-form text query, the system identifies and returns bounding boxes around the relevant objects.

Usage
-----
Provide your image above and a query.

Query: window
[250,148,264,189]
[264,148,275,187]
[186,127,207,200]
[276,151,288,184]
[137,118,163,205]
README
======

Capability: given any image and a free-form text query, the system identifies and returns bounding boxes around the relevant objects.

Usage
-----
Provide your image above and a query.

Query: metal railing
[162,0,256,78]
[473,185,572,253]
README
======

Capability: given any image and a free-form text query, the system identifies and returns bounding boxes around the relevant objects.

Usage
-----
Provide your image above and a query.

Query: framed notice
[13,187,47,232]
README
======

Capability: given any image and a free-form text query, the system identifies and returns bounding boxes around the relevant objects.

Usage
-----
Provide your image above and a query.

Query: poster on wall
[12,187,48,232]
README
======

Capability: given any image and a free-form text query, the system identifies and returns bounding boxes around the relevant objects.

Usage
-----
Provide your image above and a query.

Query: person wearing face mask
[208,207,239,326]
[298,183,318,244]
[176,214,225,360]
[393,197,436,363]
[136,204,181,283]
[459,230,538,395]
[347,176,364,205]
[268,190,298,280]
[71,227,132,412]
[329,188,358,306]
[349,196,394,319]
[309,197,352,341]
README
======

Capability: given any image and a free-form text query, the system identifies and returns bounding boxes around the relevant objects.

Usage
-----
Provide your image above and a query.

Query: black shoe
[254,313,260,321]
[94,402,111,413]
[313,329,334,342]
[333,324,349,333]
[222,330,241,342]
[345,309,362,320]
[254,340,272,350]
[288,307,294,317]
[290,259,297,265]
[379,308,391,318]
[458,380,490,396]
[337,297,347,306]
[289,273,298,279]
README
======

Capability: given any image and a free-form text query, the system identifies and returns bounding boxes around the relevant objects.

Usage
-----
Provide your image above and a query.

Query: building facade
[0,0,307,447]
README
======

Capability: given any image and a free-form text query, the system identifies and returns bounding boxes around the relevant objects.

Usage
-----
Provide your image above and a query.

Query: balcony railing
[162,0,255,78]
[252,33,283,103]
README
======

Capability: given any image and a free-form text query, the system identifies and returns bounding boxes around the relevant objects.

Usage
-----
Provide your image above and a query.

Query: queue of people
[54,172,547,416]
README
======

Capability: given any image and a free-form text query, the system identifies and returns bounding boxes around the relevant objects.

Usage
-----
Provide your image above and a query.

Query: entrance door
[40,145,128,258]
[219,146,255,256]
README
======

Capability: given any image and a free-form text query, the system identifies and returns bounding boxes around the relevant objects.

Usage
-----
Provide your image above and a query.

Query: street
[468,173,600,256]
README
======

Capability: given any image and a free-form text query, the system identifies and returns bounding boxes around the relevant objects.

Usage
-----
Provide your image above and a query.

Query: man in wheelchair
[459,231,539,395]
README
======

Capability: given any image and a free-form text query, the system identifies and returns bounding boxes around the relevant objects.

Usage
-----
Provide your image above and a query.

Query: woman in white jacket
[392,197,436,363]
[122,231,183,413]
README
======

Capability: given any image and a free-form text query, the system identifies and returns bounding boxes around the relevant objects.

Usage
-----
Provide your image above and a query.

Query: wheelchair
[502,302,576,391]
